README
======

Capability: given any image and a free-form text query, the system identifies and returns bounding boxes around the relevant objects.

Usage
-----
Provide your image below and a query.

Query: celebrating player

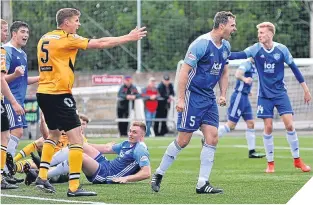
[230,22,311,173]
[151,11,237,194]
[1,19,24,189]
[35,8,147,196]
[3,21,39,171]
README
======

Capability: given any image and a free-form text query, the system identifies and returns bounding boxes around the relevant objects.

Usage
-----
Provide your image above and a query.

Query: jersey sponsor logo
[40,66,52,71]
[42,34,61,40]
[264,62,275,73]
[210,62,222,75]
[125,149,132,155]
[257,105,264,114]
[273,53,280,60]
[73,34,85,40]
[222,50,228,60]
[140,156,148,162]
[187,52,196,61]
[64,98,74,107]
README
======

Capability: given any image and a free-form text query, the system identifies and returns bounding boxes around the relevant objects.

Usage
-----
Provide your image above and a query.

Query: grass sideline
[1,135,312,204]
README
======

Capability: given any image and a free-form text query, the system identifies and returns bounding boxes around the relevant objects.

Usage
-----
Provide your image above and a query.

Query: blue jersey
[234,60,257,95]
[3,42,28,105]
[244,42,293,98]
[110,141,150,177]
[184,33,231,98]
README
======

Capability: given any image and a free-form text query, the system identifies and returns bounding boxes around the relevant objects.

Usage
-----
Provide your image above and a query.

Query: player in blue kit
[3,21,39,172]
[151,11,237,194]
[217,58,265,158]
[230,22,311,173]
[82,121,151,185]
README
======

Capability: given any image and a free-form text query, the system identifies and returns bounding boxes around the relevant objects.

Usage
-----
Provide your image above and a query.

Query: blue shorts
[177,91,219,132]
[4,102,27,130]
[227,91,253,123]
[257,93,294,118]
[86,154,111,184]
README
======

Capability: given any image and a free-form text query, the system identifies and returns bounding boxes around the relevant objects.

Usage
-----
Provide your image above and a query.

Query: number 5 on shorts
[189,116,195,127]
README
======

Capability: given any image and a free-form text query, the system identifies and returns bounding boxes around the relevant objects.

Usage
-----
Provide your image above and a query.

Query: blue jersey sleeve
[223,40,231,64]
[277,44,294,65]
[133,143,150,167]
[244,43,260,58]
[4,47,12,72]
[112,142,123,154]
[183,38,208,68]
[238,61,251,72]
[277,44,304,83]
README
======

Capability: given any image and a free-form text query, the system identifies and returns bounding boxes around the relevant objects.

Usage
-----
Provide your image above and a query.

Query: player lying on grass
[10,113,89,173]
[23,121,151,185]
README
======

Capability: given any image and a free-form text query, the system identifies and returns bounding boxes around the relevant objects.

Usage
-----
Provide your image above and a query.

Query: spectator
[154,74,175,136]
[141,77,159,137]
[117,76,140,137]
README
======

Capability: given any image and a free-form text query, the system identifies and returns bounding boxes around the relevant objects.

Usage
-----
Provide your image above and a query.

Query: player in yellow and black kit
[1,19,24,189]
[35,9,146,196]
[13,113,89,173]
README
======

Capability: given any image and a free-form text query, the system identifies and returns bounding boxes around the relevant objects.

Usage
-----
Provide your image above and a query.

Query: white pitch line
[150,145,313,151]
[0,194,106,204]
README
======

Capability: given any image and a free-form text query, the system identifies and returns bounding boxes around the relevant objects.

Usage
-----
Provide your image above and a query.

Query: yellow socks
[68,144,83,192]
[14,142,37,162]
[38,139,56,180]
[1,145,7,180]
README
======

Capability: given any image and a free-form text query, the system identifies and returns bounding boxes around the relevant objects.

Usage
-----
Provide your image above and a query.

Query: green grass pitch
[1,135,312,204]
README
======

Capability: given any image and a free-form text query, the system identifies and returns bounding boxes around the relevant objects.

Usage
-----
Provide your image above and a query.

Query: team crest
[273,53,280,60]
[222,50,228,60]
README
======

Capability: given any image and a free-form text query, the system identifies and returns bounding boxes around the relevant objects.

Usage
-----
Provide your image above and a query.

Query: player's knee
[35,140,44,150]
[246,121,254,129]
[264,125,273,134]
[285,123,294,132]
[11,128,23,138]
[176,138,190,148]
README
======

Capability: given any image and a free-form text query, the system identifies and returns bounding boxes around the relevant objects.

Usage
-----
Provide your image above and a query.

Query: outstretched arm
[28,76,39,85]
[87,27,147,49]
[229,51,248,60]
[89,142,116,154]
[112,165,151,183]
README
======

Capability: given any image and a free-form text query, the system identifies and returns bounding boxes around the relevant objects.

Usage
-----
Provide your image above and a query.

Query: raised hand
[128,27,147,41]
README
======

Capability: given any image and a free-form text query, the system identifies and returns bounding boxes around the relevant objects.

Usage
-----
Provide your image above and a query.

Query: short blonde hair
[132,121,146,133]
[257,22,275,35]
[1,19,8,27]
